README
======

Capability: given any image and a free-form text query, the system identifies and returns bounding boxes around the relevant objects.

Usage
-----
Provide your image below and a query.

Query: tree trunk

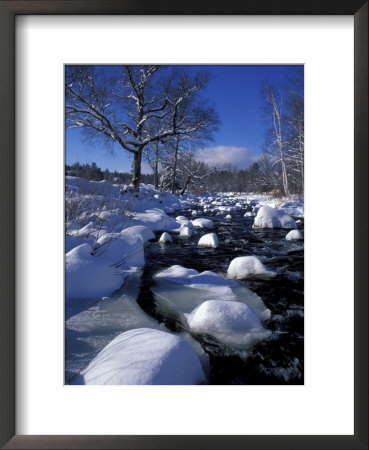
[154,142,159,189]
[280,155,290,197]
[171,137,179,195]
[131,150,142,192]
[180,176,191,196]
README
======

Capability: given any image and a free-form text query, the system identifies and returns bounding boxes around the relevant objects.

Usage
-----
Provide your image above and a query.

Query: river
[65,198,304,385]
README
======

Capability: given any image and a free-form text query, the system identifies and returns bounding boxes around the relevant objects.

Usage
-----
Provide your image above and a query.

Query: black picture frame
[0,1,367,449]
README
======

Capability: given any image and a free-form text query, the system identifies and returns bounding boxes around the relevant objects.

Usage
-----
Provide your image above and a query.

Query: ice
[185,300,270,347]
[66,271,166,380]
[73,328,206,385]
[253,205,297,229]
[198,233,219,248]
[154,265,233,287]
[285,229,303,241]
[227,256,277,280]
[192,218,214,229]
[152,265,270,324]
[159,232,172,243]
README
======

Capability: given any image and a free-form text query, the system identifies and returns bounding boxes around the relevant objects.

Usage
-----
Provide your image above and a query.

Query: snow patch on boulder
[152,265,270,324]
[198,233,219,248]
[155,265,232,287]
[74,328,206,385]
[227,256,277,280]
[253,206,297,229]
[192,218,214,229]
[180,226,193,237]
[159,232,172,243]
[66,243,128,299]
[185,300,270,347]
[132,208,177,231]
[285,229,303,241]
[120,225,155,243]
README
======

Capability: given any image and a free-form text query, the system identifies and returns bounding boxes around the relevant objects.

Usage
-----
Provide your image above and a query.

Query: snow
[198,233,219,248]
[185,300,270,347]
[65,243,129,299]
[192,218,214,229]
[120,225,155,243]
[175,215,190,225]
[152,265,270,323]
[285,229,303,241]
[154,265,233,287]
[226,214,232,219]
[180,226,193,237]
[132,208,178,231]
[94,232,144,267]
[227,256,277,280]
[73,328,206,385]
[253,205,297,229]
[159,232,172,243]
[66,232,145,299]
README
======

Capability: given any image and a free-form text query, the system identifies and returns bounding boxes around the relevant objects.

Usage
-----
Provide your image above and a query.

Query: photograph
[64,64,304,386]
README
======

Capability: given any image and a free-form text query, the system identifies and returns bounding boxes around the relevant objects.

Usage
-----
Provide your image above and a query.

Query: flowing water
[65,200,304,385]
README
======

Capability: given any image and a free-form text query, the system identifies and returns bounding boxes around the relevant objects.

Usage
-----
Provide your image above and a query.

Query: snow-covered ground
[65,177,304,384]
[65,177,198,299]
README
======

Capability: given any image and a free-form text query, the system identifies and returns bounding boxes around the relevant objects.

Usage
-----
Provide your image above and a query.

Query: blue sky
[66,65,302,173]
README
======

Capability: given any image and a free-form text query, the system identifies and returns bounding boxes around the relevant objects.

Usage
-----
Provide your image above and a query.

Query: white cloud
[195,146,258,169]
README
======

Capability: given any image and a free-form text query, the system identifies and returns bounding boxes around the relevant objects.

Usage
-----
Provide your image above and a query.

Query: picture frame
[0,0,367,448]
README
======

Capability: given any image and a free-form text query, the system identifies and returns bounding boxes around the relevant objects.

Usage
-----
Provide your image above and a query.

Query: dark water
[137,202,304,385]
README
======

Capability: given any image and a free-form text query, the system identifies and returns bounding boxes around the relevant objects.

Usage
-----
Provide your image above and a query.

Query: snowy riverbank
[65,177,304,385]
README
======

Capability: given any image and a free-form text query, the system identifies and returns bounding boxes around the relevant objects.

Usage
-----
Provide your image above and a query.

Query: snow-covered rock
[175,215,190,226]
[152,265,270,322]
[120,225,155,243]
[94,232,144,267]
[227,256,277,280]
[226,214,232,219]
[198,233,219,248]
[159,232,172,243]
[155,265,232,287]
[180,226,193,237]
[285,229,303,241]
[66,243,128,299]
[132,208,177,231]
[244,212,254,217]
[253,206,297,229]
[74,328,206,385]
[66,230,146,299]
[185,300,270,347]
[192,218,214,229]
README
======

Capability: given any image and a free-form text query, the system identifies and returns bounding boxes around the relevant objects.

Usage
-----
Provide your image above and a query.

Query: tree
[262,83,290,196]
[284,68,304,194]
[66,65,218,192]
[256,147,277,192]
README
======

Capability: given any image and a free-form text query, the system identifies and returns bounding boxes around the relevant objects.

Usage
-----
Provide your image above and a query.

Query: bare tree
[257,147,277,191]
[285,69,304,194]
[66,65,218,192]
[262,83,290,196]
